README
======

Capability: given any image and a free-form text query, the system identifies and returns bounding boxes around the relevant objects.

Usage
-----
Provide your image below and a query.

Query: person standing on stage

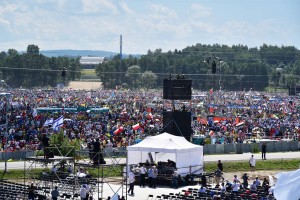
[152,165,158,188]
[41,133,49,159]
[93,138,100,165]
[261,142,267,160]
[139,164,146,187]
[148,166,154,188]
[172,170,179,189]
[128,169,135,195]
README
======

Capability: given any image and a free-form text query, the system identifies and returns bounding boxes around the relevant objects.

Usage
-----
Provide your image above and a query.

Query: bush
[49,131,80,158]
[252,144,260,153]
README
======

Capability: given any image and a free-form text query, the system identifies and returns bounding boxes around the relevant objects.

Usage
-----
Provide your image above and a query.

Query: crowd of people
[201,158,276,200]
[0,88,300,154]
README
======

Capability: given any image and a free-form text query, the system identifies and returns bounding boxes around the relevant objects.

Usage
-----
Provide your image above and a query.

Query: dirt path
[68,81,102,90]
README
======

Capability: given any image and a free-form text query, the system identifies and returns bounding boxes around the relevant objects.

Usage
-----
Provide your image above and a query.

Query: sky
[0,0,299,55]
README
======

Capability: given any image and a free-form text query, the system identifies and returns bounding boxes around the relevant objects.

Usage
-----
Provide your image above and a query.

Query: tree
[141,71,158,89]
[125,65,141,89]
[50,131,80,157]
[27,44,40,55]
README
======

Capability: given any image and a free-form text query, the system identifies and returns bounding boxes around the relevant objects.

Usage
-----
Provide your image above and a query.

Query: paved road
[203,151,300,162]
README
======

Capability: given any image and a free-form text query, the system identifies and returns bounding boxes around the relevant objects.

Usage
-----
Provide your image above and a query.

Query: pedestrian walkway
[203,151,300,162]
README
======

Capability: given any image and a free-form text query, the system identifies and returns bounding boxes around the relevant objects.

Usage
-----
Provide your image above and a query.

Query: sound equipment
[288,86,300,96]
[163,79,192,100]
[162,111,192,141]
[212,61,217,74]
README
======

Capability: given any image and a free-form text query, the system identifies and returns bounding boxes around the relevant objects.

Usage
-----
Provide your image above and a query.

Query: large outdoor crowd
[0,88,300,152]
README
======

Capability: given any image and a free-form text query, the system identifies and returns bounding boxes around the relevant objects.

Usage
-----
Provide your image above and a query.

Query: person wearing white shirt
[220,182,226,193]
[249,155,256,172]
[139,164,146,187]
[127,170,135,195]
[232,180,240,196]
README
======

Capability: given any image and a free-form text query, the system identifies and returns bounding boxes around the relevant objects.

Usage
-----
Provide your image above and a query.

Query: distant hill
[39,49,118,58]
[39,49,141,58]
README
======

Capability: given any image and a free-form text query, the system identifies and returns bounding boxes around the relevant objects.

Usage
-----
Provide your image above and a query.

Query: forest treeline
[0,45,81,88]
[0,43,299,91]
[96,43,300,91]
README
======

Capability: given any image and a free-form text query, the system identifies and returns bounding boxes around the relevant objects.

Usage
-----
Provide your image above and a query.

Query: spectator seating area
[147,185,275,200]
[0,179,39,200]
[0,177,99,200]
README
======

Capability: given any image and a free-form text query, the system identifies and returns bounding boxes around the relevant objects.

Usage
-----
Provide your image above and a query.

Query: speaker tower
[162,76,192,141]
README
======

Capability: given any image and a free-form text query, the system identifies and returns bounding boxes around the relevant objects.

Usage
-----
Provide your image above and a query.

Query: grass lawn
[81,69,96,76]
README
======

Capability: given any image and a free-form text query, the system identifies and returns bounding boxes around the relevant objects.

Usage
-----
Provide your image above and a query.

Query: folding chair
[155,195,162,200]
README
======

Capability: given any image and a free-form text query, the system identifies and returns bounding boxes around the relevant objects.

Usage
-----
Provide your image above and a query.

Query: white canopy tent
[127,132,203,175]
[273,169,300,200]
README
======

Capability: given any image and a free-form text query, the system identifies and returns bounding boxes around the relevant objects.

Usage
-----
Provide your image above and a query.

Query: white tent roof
[127,132,202,153]
[127,133,203,174]
[274,169,300,200]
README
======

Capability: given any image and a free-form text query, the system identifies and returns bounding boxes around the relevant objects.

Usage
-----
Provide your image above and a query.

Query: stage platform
[75,159,126,168]
[26,156,74,163]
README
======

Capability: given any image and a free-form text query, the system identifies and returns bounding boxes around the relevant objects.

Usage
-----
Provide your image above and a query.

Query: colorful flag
[52,116,64,131]
[132,123,140,130]
[43,118,53,127]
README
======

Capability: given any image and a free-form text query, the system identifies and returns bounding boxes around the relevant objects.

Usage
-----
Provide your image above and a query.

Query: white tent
[127,132,203,175]
[273,169,300,200]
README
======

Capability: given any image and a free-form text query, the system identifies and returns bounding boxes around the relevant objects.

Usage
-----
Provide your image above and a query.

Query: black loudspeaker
[288,86,300,96]
[212,61,217,74]
[163,79,192,100]
[162,111,192,141]
[289,87,296,96]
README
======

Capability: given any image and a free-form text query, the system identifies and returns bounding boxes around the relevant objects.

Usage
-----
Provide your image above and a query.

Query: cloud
[82,0,118,14]
[119,1,134,15]
[0,0,299,54]
[190,3,212,17]
[190,20,215,33]
[0,17,10,26]
[147,3,177,20]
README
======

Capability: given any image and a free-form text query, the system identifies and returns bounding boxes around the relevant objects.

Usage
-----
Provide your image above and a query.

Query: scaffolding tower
[24,145,128,199]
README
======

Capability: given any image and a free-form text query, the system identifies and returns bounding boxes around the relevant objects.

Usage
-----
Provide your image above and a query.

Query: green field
[81,69,96,76]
